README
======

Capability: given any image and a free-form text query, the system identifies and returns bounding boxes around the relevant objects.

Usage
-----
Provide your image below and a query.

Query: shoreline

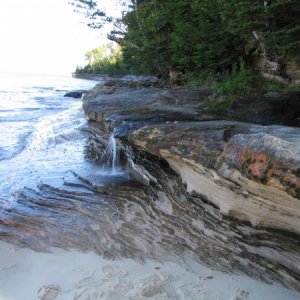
[72,73,103,81]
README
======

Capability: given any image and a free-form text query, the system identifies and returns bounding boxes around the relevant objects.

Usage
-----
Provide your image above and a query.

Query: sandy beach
[0,241,299,300]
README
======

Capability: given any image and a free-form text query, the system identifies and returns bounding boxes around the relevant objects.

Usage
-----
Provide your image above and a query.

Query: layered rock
[83,80,300,232]
[83,79,300,233]
[82,78,300,290]
[130,122,300,234]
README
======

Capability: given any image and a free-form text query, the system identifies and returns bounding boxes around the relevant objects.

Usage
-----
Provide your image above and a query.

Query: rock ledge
[83,78,300,234]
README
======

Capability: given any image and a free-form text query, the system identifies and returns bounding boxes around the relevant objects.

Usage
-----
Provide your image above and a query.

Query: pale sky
[0,0,121,75]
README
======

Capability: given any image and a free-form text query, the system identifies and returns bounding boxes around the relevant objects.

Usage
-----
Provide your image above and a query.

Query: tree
[72,0,300,80]
[70,0,110,28]
[70,0,131,44]
[75,43,127,75]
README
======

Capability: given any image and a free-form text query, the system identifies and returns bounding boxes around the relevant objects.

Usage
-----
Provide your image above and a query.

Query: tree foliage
[70,0,113,28]
[73,0,300,81]
[75,43,128,76]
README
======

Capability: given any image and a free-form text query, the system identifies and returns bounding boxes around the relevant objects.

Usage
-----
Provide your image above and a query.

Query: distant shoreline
[72,73,103,81]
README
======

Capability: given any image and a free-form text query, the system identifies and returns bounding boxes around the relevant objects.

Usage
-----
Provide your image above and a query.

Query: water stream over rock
[107,131,121,174]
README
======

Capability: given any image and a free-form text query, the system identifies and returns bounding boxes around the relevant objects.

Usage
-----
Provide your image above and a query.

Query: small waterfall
[107,132,120,174]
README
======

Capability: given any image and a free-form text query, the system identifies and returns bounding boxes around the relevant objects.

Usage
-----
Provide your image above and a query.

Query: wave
[0,131,32,161]
[27,102,85,151]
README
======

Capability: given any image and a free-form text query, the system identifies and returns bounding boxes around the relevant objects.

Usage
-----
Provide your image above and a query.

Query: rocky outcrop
[64,89,87,98]
[83,80,210,124]
[130,122,300,234]
[82,79,300,234]
[81,78,300,290]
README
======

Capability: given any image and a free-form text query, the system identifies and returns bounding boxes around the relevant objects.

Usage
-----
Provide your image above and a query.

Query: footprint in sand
[231,289,250,300]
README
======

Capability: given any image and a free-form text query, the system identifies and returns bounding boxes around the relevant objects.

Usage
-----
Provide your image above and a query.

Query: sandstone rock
[223,131,300,197]
[127,157,157,186]
[216,92,300,127]
[130,121,300,233]
[82,79,300,235]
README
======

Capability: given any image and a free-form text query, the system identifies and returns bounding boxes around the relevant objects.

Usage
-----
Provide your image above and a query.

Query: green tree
[75,43,127,76]
[72,0,300,82]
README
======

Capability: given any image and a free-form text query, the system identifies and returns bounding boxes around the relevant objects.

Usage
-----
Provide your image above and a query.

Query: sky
[0,0,120,75]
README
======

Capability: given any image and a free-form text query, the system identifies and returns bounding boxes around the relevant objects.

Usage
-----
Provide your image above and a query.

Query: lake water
[0,73,101,203]
[0,72,299,299]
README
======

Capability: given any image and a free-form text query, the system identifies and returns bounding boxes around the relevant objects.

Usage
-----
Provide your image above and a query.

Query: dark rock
[215,92,300,127]
[64,89,87,98]
[83,80,214,126]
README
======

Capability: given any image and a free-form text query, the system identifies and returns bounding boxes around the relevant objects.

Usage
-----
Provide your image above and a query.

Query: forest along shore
[83,77,300,291]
